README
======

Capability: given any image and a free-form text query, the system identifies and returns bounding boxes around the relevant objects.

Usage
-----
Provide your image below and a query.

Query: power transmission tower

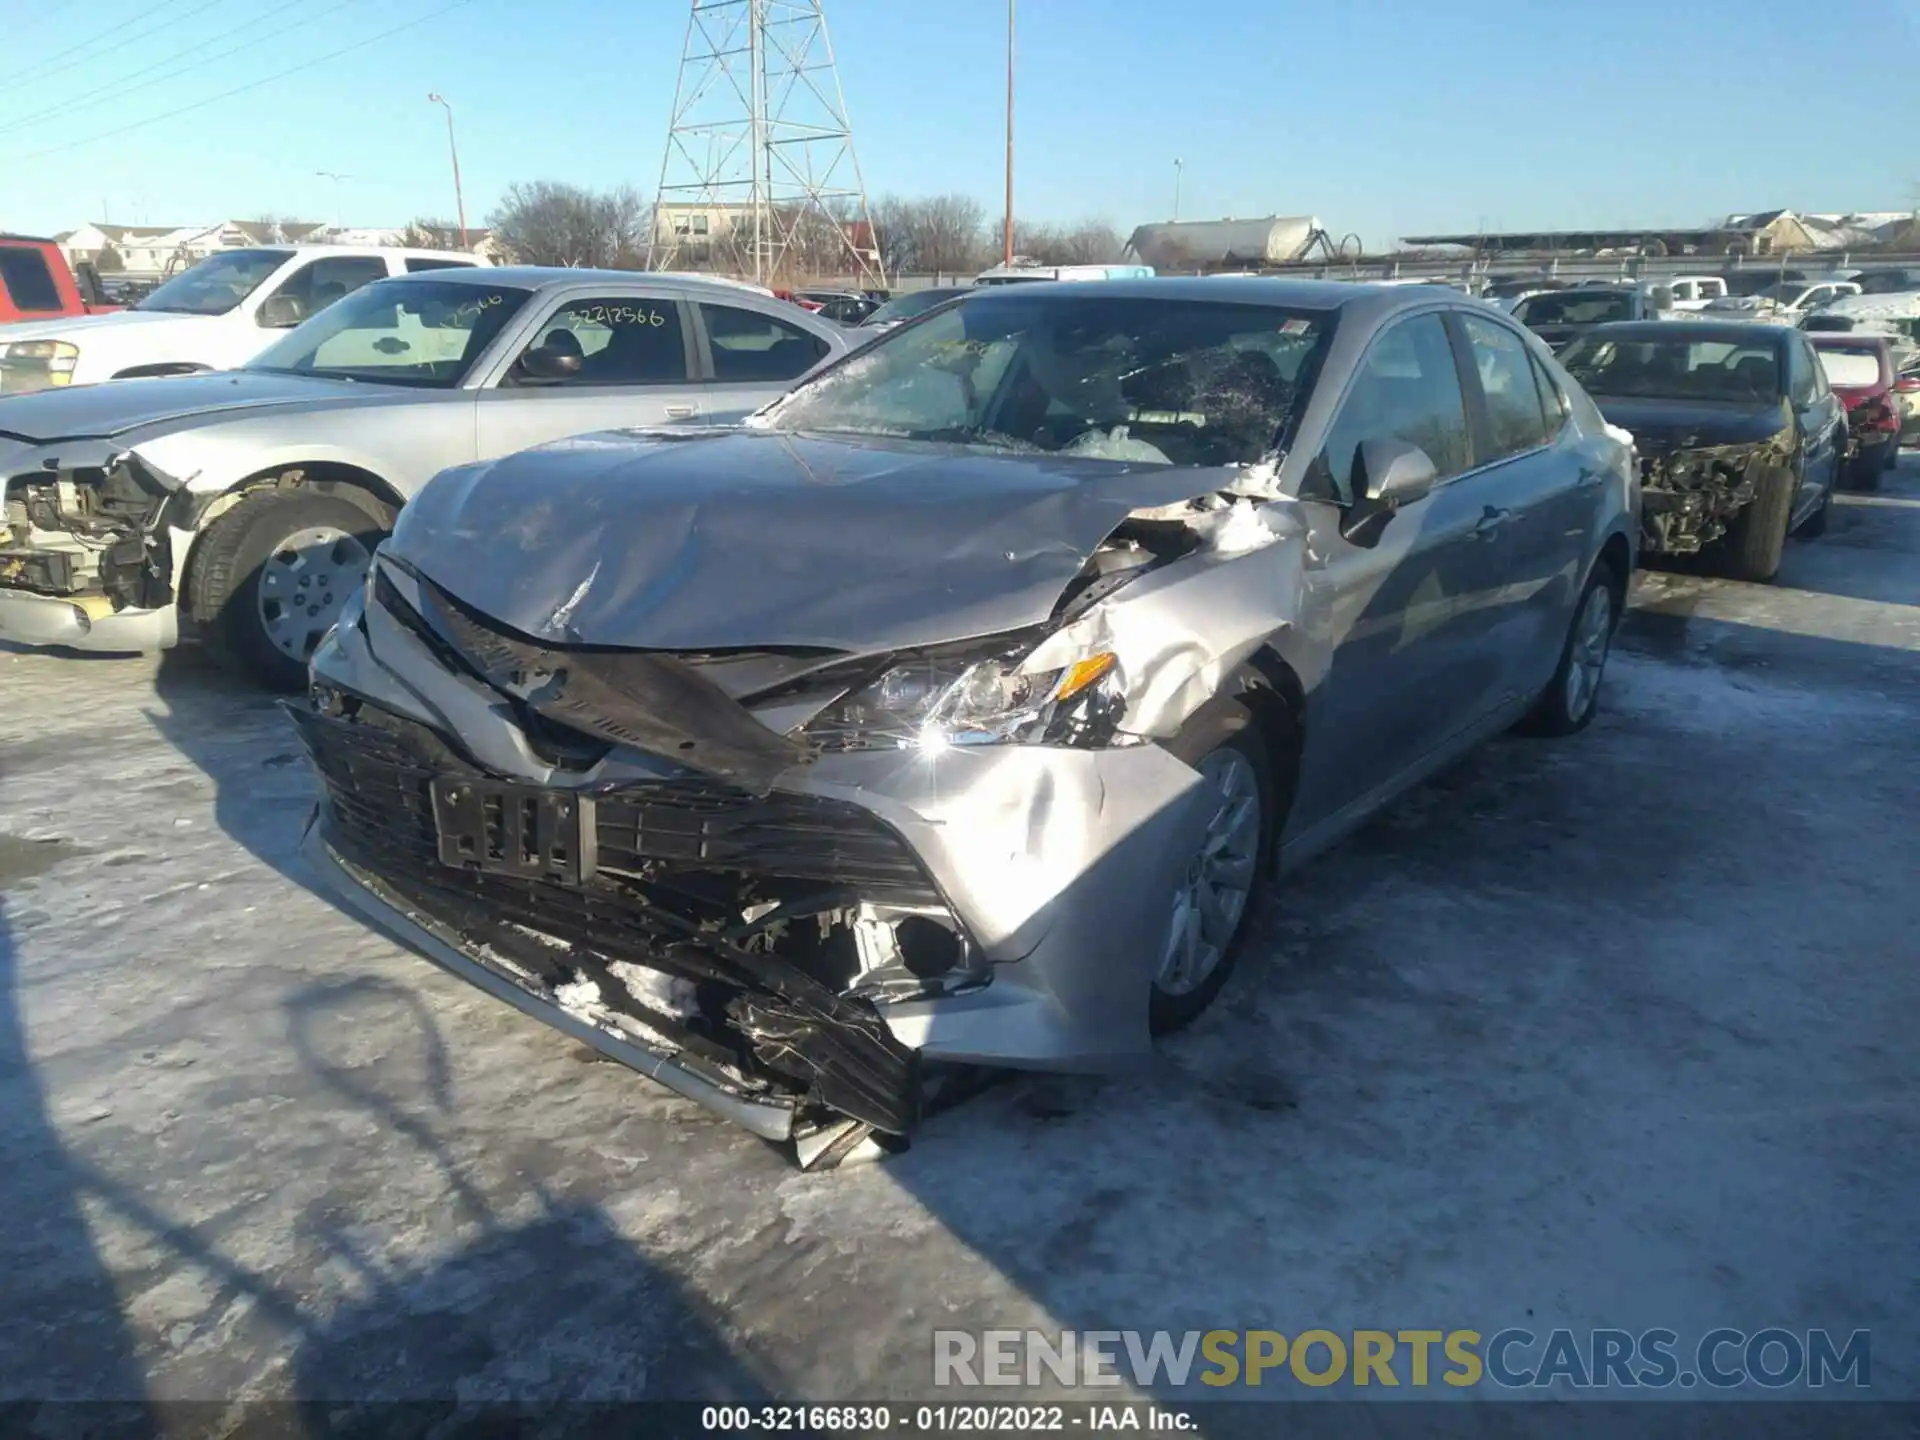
[650,0,880,286]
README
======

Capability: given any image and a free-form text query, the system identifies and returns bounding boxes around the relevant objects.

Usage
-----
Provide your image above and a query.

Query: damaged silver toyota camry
[294,279,1639,1166]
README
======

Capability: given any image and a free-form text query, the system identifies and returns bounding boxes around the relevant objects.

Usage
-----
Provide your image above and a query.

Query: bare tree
[998,217,1124,267]
[873,193,988,277]
[397,217,463,251]
[487,182,650,268]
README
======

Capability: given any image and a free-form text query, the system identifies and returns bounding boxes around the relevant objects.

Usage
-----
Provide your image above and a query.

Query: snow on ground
[2,468,1918,1424]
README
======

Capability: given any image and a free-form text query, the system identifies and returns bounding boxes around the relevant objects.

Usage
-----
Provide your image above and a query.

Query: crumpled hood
[1593,396,1791,457]
[0,369,404,444]
[386,428,1249,653]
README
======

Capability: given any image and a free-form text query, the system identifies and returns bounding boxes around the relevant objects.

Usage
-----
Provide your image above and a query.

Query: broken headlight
[803,641,1127,752]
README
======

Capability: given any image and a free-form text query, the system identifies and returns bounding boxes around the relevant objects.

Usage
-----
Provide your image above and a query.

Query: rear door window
[698,303,830,382]
[0,248,62,312]
[522,296,690,384]
[1459,313,1552,460]
[1310,312,1472,505]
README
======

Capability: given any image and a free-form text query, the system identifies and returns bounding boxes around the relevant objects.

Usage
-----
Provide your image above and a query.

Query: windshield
[1512,290,1633,326]
[1813,348,1883,388]
[1560,335,1782,403]
[862,288,968,327]
[767,292,1336,467]
[245,279,533,388]
[133,249,292,316]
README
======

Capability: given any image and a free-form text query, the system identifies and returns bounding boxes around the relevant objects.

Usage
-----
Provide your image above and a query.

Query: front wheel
[1149,700,1283,1035]
[1711,456,1797,582]
[185,490,386,691]
[1518,564,1619,737]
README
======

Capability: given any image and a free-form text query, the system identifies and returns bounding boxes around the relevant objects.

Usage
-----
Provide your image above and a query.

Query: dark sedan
[857,285,973,333]
[1559,321,1844,582]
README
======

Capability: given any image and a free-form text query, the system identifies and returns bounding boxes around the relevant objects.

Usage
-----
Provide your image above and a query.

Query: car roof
[959,275,1488,327]
[1807,331,1890,350]
[1580,320,1795,345]
[396,265,803,298]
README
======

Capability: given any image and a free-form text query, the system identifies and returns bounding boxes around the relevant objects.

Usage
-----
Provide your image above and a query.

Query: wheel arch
[1221,648,1307,869]
[109,361,212,380]
[176,462,401,629]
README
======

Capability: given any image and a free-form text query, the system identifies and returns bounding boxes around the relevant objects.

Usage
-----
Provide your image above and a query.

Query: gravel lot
[4,465,1916,1424]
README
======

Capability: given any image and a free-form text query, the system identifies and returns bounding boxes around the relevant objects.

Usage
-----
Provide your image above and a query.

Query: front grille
[288,702,923,1133]
[292,703,937,902]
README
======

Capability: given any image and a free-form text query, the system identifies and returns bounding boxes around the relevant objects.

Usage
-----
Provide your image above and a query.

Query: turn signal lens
[1053,652,1117,702]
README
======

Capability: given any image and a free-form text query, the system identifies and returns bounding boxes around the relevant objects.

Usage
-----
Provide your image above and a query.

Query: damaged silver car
[295,279,1639,1166]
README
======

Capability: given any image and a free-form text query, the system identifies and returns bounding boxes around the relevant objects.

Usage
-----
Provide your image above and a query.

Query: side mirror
[1360,438,1439,507]
[256,293,305,329]
[518,343,584,380]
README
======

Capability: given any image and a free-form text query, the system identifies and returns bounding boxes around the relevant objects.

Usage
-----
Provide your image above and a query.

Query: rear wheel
[1518,562,1620,737]
[186,489,386,691]
[1849,441,1888,492]
[1149,698,1285,1035]
[1712,456,1797,582]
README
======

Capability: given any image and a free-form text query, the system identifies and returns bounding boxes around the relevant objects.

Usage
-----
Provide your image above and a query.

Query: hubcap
[256,526,372,660]
[1564,582,1615,722]
[1156,748,1262,996]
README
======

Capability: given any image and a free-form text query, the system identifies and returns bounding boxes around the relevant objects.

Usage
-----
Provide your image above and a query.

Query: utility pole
[1173,158,1182,223]
[426,92,469,248]
[1003,0,1015,265]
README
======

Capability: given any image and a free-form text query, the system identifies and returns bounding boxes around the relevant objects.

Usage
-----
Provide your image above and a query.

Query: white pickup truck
[0,244,484,394]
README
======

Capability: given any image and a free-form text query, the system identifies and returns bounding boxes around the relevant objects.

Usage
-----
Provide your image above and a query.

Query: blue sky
[1,0,1913,245]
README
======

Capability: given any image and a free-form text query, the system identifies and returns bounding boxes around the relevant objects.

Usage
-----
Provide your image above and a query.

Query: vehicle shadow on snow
[0,883,154,1429]
[135,656,773,1419]
[19,958,769,1425]
[267,975,773,1424]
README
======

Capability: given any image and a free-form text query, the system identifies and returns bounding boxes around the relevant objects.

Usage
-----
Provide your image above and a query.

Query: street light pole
[316,171,350,232]
[426,92,469,249]
[1003,0,1015,265]
[1173,158,1182,222]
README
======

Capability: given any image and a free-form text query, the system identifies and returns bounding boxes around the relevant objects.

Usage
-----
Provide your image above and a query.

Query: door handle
[1472,505,1512,538]
[665,404,697,419]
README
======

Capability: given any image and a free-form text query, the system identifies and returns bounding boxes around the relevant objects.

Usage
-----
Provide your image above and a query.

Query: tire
[1850,441,1887,492]
[1518,561,1621,737]
[185,489,386,691]
[1711,455,1797,583]
[1148,696,1287,1035]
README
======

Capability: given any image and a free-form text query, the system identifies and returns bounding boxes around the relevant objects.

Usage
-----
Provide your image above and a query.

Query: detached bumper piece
[289,703,925,1155]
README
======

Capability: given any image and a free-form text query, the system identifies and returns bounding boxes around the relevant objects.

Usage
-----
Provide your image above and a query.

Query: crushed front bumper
[0,589,177,651]
[296,595,1216,1148]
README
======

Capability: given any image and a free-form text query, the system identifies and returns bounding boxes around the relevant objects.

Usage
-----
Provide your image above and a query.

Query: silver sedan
[296,278,1640,1165]
[0,267,849,688]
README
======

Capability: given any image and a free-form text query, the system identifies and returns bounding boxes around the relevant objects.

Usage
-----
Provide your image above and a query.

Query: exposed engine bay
[1637,433,1793,555]
[0,451,182,611]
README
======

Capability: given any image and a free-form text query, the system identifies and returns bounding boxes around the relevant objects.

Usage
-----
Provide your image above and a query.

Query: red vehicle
[771,286,826,314]
[0,234,121,325]
[1808,332,1900,491]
